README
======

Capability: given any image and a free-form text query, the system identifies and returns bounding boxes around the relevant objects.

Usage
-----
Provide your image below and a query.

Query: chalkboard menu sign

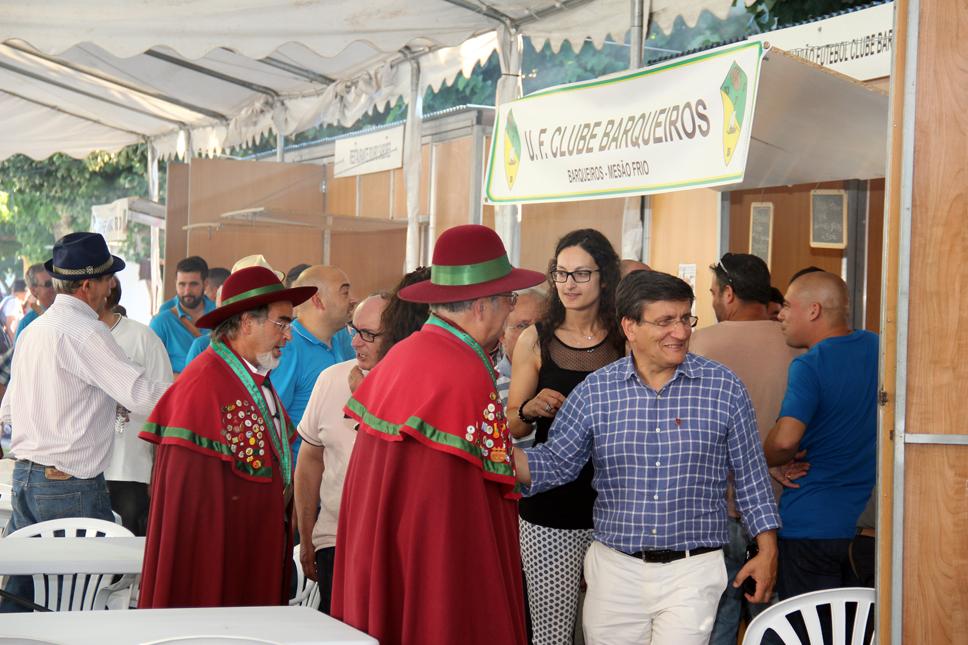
[749,202,773,268]
[810,189,847,249]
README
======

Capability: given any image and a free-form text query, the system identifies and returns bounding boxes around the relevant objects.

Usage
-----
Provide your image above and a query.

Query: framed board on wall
[810,189,848,249]
[749,202,773,268]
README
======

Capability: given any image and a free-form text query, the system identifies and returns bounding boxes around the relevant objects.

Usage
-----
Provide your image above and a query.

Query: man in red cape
[333,225,545,645]
[139,266,316,607]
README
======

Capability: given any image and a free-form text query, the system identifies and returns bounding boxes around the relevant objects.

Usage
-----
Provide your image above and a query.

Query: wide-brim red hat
[195,266,316,329]
[398,224,545,304]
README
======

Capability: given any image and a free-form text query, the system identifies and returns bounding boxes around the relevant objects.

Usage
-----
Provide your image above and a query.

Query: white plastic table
[0,605,377,644]
[0,536,144,575]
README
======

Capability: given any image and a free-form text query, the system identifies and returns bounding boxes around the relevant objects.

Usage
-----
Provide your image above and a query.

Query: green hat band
[431,255,513,286]
[221,283,285,307]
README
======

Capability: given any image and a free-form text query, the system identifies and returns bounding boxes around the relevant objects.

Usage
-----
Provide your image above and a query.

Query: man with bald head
[272,265,354,445]
[764,271,878,600]
[619,259,652,278]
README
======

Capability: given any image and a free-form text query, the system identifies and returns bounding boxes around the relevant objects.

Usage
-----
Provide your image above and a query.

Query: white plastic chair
[288,545,321,609]
[5,517,137,611]
[743,587,875,645]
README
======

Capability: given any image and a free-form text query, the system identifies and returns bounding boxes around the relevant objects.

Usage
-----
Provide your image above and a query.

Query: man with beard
[138,266,316,607]
[150,256,216,374]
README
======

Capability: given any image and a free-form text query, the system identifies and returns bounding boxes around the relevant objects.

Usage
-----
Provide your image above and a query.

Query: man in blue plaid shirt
[514,270,780,645]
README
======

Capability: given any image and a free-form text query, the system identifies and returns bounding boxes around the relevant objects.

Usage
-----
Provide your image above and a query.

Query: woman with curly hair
[507,229,624,644]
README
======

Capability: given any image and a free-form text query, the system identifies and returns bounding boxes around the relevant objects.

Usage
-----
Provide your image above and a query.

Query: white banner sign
[91,198,128,245]
[333,124,404,178]
[750,2,894,81]
[484,41,763,205]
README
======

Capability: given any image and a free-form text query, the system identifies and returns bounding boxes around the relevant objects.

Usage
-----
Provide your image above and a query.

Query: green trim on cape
[345,397,515,480]
[142,422,273,479]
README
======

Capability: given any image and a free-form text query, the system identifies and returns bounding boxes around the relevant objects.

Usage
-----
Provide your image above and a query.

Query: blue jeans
[709,517,774,645]
[0,460,115,612]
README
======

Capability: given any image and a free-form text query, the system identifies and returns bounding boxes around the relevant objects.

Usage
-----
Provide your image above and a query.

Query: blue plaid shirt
[524,353,780,553]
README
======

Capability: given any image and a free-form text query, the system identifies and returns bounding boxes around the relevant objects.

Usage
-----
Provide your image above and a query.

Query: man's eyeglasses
[265,317,294,333]
[493,293,518,307]
[550,269,599,283]
[638,315,699,329]
[33,281,53,289]
[348,323,382,343]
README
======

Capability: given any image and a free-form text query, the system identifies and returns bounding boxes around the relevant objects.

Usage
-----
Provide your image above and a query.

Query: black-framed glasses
[493,292,518,307]
[265,317,294,333]
[550,269,599,283]
[348,323,382,343]
[638,315,699,329]
[34,281,53,288]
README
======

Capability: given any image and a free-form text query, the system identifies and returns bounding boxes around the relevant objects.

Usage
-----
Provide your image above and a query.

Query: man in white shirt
[294,293,389,614]
[99,281,174,536]
[0,232,170,611]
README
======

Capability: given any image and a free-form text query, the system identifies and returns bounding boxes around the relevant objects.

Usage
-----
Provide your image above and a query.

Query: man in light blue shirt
[149,256,215,374]
[271,265,354,462]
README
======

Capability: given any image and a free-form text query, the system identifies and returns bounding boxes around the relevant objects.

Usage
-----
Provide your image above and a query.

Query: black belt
[623,545,721,564]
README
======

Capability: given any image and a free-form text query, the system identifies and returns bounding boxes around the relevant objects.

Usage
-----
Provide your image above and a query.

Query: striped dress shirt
[0,294,170,478]
[524,353,780,554]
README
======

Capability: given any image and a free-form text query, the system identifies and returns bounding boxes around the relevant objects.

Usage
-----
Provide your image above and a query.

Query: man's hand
[769,450,810,489]
[348,366,365,393]
[299,542,318,582]
[733,530,777,604]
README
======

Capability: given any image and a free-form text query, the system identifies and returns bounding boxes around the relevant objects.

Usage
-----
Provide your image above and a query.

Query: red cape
[334,320,526,645]
[138,344,295,608]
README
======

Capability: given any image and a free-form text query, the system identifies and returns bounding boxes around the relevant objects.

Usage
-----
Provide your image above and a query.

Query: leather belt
[624,545,721,564]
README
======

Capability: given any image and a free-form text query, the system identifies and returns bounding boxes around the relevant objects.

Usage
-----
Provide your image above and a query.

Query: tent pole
[622,0,650,261]
[404,57,424,272]
[494,24,522,266]
[146,141,160,202]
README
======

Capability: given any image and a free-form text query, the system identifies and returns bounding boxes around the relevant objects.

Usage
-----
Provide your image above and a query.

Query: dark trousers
[850,534,876,587]
[777,538,869,643]
[777,537,857,600]
[107,480,149,536]
[315,547,336,614]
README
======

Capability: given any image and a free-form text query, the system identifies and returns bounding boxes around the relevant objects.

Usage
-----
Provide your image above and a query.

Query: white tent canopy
[0,0,744,160]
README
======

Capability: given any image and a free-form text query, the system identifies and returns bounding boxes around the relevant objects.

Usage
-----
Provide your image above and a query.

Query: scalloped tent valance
[0,0,744,160]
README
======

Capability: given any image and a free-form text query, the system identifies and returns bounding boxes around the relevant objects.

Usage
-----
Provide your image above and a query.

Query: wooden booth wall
[649,189,721,329]
[729,181,845,289]
[165,157,410,302]
[728,180,884,333]
[898,0,968,640]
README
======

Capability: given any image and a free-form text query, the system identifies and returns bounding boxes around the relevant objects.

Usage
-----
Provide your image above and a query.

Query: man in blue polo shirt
[14,264,55,343]
[149,256,216,374]
[272,265,353,459]
[764,270,878,600]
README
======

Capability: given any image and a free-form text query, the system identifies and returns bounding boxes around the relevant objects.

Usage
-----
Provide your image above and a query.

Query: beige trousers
[583,540,728,645]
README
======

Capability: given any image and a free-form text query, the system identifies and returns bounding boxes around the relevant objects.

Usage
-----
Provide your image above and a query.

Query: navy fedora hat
[44,232,125,281]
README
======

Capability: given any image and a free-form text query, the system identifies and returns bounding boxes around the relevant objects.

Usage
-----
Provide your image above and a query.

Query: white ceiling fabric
[0,0,739,160]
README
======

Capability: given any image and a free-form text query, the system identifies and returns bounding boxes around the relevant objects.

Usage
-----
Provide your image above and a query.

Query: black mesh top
[519,326,622,529]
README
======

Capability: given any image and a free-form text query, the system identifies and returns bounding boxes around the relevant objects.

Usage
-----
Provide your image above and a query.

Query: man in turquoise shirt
[15,264,55,343]
[149,256,215,374]
[271,265,355,462]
